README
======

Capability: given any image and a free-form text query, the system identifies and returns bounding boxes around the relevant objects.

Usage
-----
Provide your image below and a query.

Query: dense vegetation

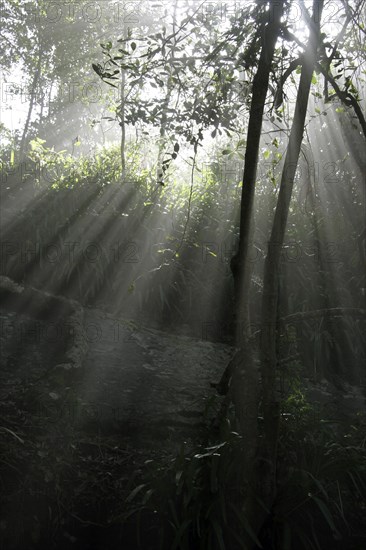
[1,0,365,548]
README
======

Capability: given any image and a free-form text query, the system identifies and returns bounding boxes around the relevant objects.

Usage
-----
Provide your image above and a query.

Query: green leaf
[92,63,103,76]
[311,73,317,84]
[312,496,339,536]
[131,42,137,51]
[222,149,231,155]
[142,488,154,505]
[263,149,271,159]
[126,484,146,502]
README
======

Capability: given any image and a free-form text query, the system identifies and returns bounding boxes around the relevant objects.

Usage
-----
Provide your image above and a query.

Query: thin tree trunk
[260,0,324,512]
[19,51,42,159]
[228,0,284,460]
[220,2,285,546]
[156,2,178,183]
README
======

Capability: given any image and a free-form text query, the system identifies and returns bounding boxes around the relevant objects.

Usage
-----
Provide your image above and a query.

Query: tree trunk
[231,0,284,427]
[230,0,284,457]
[221,1,285,545]
[19,50,42,160]
[259,0,324,515]
[156,2,178,183]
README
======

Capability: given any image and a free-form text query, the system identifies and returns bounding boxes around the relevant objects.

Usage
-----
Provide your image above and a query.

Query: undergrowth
[124,385,366,550]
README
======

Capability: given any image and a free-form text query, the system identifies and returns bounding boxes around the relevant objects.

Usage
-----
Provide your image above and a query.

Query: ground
[0,299,232,549]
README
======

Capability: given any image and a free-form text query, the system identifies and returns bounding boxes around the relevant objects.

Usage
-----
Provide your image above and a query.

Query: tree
[220,0,286,542]
[259,0,324,517]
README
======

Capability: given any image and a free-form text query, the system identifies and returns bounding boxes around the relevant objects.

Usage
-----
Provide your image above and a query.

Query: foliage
[124,384,366,550]
[272,385,366,550]
[124,430,253,550]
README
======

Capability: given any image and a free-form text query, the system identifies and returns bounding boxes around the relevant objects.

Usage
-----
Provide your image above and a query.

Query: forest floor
[0,305,232,549]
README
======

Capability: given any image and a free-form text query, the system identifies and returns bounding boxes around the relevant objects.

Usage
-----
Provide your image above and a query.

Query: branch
[316,63,366,139]
[340,0,366,35]
[273,57,302,109]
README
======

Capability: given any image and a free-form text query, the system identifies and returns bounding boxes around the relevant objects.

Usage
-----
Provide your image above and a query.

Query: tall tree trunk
[156,2,178,183]
[260,0,324,513]
[220,1,285,546]
[19,51,42,160]
[229,0,284,463]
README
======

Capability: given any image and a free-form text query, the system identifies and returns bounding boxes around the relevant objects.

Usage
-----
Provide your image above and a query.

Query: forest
[0,0,365,549]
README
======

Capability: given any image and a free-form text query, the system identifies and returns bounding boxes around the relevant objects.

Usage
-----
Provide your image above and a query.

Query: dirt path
[1,303,232,448]
[0,303,233,549]
[74,308,232,446]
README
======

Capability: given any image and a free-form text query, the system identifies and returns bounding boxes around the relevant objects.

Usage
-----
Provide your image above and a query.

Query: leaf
[0,426,24,444]
[222,149,231,155]
[174,143,180,153]
[312,496,339,536]
[142,488,154,505]
[92,63,103,76]
[263,149,271,159]
[126,484,146,503]
[131,42,137,51]
[48,392,60,400]
[175,470,183,485]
